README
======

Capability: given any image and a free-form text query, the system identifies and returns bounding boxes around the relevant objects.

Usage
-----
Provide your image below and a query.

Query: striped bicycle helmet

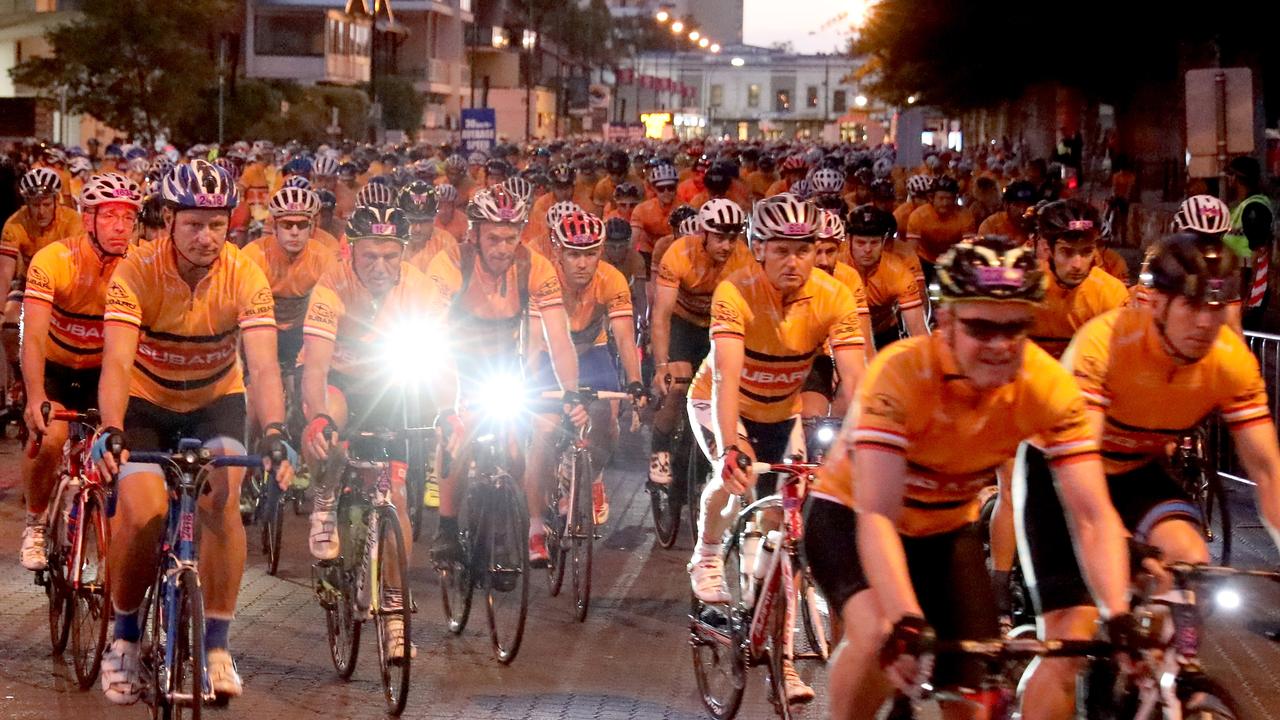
[816,209,846,243]
[436,184,459,204]
[468,185,530,225]
[698,198,746,235]
[20,167,61,198]
[161,159,238,210]
[748,194,821,243]
[268,187,321,218]
[1172,195,1231,236]
[346,205,411,244]
[545,200,583,228]
[80,173,143,210]
[906,174,933,197]
[551,210,605,250]
[355,182,396,207]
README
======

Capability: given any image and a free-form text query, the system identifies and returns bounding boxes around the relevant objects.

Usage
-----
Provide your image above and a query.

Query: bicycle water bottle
[753,530,782,584]
[740,521,762,607]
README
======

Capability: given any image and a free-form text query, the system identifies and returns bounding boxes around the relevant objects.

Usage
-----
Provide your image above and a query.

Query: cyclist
[1016,232,1280,719]
[842,205,926,349]
[766,155,808,197]
[525,210,645,562]
[573,158,604,215]
[299,205,426,659]
[435,184,469,242]
[424,186,587,563]
[397,181,457,271]
[606,181,644,223]
[977,180,1036,248]
[603,217,647,285]
[593,150,640,211]
[316,188,341,239]
[523,164,576,251]
[94,160,294,704]
[1156,194,1242,331]
[648,199,754,487]
[892,174,932,234]
[138,193,168,243]
[811,207,873,360]
[688,194,866,704]
[1,168,84,392]
[17,173,140,571]
[648,204,699,284]
[677,155,710,205]
[906,175,977,288]
[631,164,682,271]
[690,160,750,210]
[807,236,1136,720]
[743,150,776,203]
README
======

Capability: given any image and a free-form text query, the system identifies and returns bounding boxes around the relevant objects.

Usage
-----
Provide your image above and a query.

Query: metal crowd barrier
[1214,330,1280,486]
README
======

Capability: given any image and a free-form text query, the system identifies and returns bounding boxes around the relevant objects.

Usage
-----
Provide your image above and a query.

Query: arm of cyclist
[650,284,678,396]
[1230,420,1280,554]
[19,296,52,434]
[1050,454,1132,619]
[610,314,645,404]
[854,446,922,621]
[902,305,928,338]
[711,334,750,495]
[540,304,586,427]
[94,321,139,475]
[243,326,293,479]
[830,343,864,418]
[0,255,16,306]
[300,334,336,462]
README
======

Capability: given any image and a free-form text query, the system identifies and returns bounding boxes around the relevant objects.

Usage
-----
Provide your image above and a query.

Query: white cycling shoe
[309,510,340,560]
[689,555,732,604]
[383,615,417,661]
[782,660,815,704]
[207,648,243,699]
[19,524,47,571]
[101,639,142,705]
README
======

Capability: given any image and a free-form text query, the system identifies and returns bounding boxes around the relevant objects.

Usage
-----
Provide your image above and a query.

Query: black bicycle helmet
[396,180,438,221]
[605,217,632,244]
[667,205,698,234]
[1037,199,1101,244]
[346,204,411,243]
[1002,180,1038,205]
[845,204,897,238]
[935,235,1046,303]
[931,176,960,195]
[1141,232,1241,306]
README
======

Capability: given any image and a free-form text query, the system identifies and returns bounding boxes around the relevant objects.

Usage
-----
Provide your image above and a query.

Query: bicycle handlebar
[539,389,631,401]
[127,451,265,469]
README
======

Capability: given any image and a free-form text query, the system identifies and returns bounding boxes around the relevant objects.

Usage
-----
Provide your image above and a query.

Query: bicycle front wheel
[324,565,361,679]
[264,489,285,577]
[764,578,794,720]
[156,567,205,720]
[570,449,594,622]
[797,568,831,663]
[484,479,529,664]
[70,492,110,689]
[373,507,412,716]
[437,526,473,635]
[46,499,73,654]
[691,532,746,720]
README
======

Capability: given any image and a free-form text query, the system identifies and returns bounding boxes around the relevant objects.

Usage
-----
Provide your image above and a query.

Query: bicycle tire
[46,493,73,654]
[649,481,681,548]
[546,462,568,597]
[691,531,746,720]
[158,566,205,720]
[765,578,794,720]
[1179,672,1241,719]
[407,435,428,543]
[484,479,529,664]
[70,492,110,689]
[265,492,284,577]
[1206,471,1232,566]
[373,507,412,716]
[571,448,594,622]
[326,493,361,679]
[797,569,831,663]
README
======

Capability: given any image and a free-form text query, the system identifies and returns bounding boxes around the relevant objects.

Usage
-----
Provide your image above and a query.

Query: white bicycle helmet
[873,157,893,179]
[678,215,701,237]
[749,194,821,244]
[906,174,933,197]
[20,167,61,198]
[816,209,845,243]
[126,157,150,176]
[648,163,679,187]
[80,173,143,210]
[467,185,530,225]
[698,198,746,234]
[502,176,534,202]
[355,182,396,207]
[268,187,321,218]
[1172,194,1231,235]
[546,200,583,228]
[436,184,459,204]
[788,179,812,200]
[551,210,605,250]
[312,155,340,177]
[809,167,845,195]
[69,156,93,177]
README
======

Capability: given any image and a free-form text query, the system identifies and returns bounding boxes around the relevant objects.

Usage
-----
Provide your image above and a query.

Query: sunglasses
[278,219,312,230]
[957,316,1033,343]
[656,185,677,193]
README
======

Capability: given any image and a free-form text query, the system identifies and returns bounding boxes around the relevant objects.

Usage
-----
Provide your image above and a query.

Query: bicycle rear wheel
[437,524,473,635]
[691,532,746,720]
[546,470,568,597]
[156,567,205,720]
[373,507,412,716]
[484,479,529,664]
[1205,472,1233,566]
[570,449,594,622]
[323,564,360,679]
[46,497,73,654]
[1179,672,1240,719]
[797,568,831,663]
[649,480,682,548]
[263,486,285,576]
[407,435,429,543]
[70,492,110,689]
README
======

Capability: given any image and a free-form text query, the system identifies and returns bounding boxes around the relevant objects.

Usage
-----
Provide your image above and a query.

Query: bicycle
[541,388,629,622]
[648,375,710,549]
[690,460,831,719]
[436,397,531,664]
[1170,424,1231,565]
[239,362,308,576]
[126,439,270,720]
[310,425,425,716]
[33,402,111,689]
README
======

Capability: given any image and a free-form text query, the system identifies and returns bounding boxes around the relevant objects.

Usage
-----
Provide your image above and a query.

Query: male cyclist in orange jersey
[648,199,754,487]
[807,237,1136,720]
[631,163,682,269]
[525,210,645,563]
[299,206,429,660]
[766,155,808,197]
[434,184,469,242]
[803,210,873,416]
[18,173,140,571]
[1016,233,1280,719]
[841,205,927,350]
[524,164,576,249]
[977,180,1037,248]
[424,186,588,564]
[396,181,458,272]
[892,174,932,237]
[93,160,294,705]
[906,175,977,288]
[688,195,866,705]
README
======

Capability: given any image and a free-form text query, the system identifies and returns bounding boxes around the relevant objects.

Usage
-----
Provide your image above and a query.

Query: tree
[10,0,236,142]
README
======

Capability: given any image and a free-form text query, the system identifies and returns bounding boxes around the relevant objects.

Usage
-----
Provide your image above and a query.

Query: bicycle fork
[748,536,795,661]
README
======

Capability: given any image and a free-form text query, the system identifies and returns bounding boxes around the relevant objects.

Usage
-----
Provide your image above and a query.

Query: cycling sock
[204,617,231,651]
[692,540,720,562]
[650,429,672,454]
[383,586,403,612]
[113,608,142,643]
[24,511,40,527]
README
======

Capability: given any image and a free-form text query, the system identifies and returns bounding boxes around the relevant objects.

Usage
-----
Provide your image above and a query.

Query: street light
[670,20,684,33]
[710,43,721,53]
[655,9,670,22]
[854,94,868,107]
[689,30,700,41]
[730,56,745,67]
[698,37,709,48]
[906,94,917,104]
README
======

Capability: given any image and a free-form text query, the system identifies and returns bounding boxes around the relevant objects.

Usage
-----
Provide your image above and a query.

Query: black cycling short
[669,314,711,366]
[801,355,834,401]
[873,326,903,351]
[277,325,304,368]
[804,496,997,689]
[329,371,406,430]
[1016,444,1202,615]
[123,393,247,452]
[45,362,99,412]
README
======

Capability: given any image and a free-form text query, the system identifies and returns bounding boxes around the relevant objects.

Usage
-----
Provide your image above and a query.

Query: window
[832,90,847,113]
[806,86,819,108]
[709,84,724,107]
[255,13,326,57]
[747,84,760,108]
[775,90,791,112]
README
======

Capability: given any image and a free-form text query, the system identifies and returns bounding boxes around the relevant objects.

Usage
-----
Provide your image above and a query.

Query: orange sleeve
[527,251,563,310]
[601,263,633,320]
[302,280,343,344]
[1216,332,1271,429]
[708,280,747,340]
[23,242,66,305]
[655,238,687,289]
[235,257,276,332]
[103,261,145,328]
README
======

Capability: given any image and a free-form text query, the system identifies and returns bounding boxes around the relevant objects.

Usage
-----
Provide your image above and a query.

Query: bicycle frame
[42,411,105,591]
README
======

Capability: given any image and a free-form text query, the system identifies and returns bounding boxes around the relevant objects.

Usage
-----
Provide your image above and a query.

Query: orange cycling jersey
[23,233,123,369]
[1062,307,1270,475]
[1,205,84,266]
[531,259,632,352]
[1095,247,1131,284]
[690,264,863,424]
[809,335,1097,536]
[650,233,682,272]
[906,204,977,263]
[303,261,432,377]
[522,193,557,250]
[655,235,755,326]
[690,180,752,212]
[828,262,872,322]
[977,211,1031,248]
[240,234,339,331]
[677,178,703,205]
[765,178,791,198]
[1030,266,1128,359]
[438,210,469,244]
[744,171,776,199]
[892,201,921,235]
[631,198,678,254]
[407,226,459,273]
[846,252,923,334]
[103,237,275,413]
[425,242,563,357]
[573,180,602,216]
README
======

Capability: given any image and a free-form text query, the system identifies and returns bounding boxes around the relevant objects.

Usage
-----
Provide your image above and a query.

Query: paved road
[0,430,1278,719]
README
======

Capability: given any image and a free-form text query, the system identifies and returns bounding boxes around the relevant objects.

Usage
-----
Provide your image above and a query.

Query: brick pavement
[0,435,1278,718]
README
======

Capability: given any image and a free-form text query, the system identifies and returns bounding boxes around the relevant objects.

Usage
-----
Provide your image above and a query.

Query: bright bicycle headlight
[475,371,526,421]
[816,424,836,445]
[382,317,446,384]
